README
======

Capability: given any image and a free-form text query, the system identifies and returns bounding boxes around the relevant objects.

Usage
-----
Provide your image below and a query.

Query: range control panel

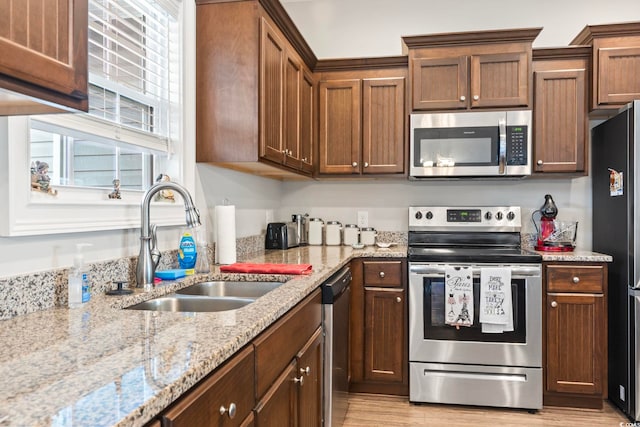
[409,206,521,231]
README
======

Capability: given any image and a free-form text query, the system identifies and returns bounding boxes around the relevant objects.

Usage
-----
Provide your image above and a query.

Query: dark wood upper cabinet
[532,47,590,175]
[571,22,640,115]
[403,28,541,112]
[0,0,88,114]
[317,59,407,177]
[195,0,316,179]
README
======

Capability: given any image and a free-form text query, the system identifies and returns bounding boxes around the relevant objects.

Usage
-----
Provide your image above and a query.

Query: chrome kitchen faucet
[136,181,201,289]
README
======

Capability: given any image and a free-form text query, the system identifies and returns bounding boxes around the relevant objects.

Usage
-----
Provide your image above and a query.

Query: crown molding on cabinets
[571,21,640,44]
[532,46,592,61]
[402,27,543,51]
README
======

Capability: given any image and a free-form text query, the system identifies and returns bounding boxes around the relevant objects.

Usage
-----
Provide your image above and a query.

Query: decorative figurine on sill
[30,161,58,196]
[108,179,122,199]
[154,174,175,202]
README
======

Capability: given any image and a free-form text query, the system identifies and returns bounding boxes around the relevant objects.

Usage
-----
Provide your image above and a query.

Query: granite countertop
[0,245,405,427]
[534,249,613,263]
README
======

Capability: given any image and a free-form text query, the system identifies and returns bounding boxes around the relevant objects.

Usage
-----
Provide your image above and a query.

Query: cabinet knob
[379,271,385,278]
[294,376,305,386]
[551,301,558,308]
[219,403,237,419]
[396,297,402,303]
[537,160,544,166]
[460,95,466,101]
[473,95,479,101]
[282,149,287,154]
[302,157,308,162]
[364,162,369,168]
[572,276,580,284]
[352,162,358,167]
[300,366,311,376]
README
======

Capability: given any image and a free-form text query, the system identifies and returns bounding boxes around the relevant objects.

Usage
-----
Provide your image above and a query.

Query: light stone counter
[534,249,613,263]
[0,245,405,427]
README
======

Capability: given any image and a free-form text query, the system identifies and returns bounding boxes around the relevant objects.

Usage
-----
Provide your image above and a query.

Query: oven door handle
[409,265,541,277]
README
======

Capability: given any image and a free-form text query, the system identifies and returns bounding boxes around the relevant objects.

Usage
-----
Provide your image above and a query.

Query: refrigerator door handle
[634,292,640,421]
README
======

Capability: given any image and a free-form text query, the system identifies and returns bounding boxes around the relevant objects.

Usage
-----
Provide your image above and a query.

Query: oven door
[409,262,542,367]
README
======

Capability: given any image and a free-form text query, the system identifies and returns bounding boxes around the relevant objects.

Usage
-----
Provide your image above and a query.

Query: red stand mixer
[532,194,577,252]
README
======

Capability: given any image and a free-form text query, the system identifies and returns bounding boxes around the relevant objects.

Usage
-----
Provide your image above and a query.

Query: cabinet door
[254,360,297,427]
[0,0,88,111]
[363,287,405,383]
[362,78,405,174]
[299,69,314,174]
[597,47,640,106]
[546,293,604,396]
[260,18,285,164]
[283,50,302,170]
[162,346,255,427]
[411,56,468,110]
[533,68,586,173]
[297,328,323,427]
[470,52,529,108]
[318,79,361,174]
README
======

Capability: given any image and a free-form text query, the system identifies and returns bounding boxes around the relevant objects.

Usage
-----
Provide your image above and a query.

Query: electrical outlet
[357,211,368,228]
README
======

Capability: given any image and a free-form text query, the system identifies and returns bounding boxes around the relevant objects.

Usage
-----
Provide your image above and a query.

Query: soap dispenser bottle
[68,243,92,308]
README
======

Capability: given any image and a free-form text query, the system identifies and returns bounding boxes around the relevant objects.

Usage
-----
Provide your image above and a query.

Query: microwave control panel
[506,126,528,165]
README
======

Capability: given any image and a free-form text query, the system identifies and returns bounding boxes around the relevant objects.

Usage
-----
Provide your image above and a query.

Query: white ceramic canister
[360,227,377,246]
[325,221,342,246]
[308,218,324,245]
[343,224,360,246]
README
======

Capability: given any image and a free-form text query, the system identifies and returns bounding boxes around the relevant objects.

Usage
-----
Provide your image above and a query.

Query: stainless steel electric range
[408,206,543,410]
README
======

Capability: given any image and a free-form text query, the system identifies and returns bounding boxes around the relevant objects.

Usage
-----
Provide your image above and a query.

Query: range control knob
[415,211,423,220]
[484,212,492,220]
[507,211,516,221]
[426,211,434,220]
[496,211,504,221]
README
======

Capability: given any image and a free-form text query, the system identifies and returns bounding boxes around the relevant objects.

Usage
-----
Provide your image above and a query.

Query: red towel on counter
[219,263,313,275]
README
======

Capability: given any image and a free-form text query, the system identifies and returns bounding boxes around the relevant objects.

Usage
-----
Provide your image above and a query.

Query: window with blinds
[29,0,182,191]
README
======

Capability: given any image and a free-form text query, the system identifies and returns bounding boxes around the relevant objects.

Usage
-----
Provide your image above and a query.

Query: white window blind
[87,0,182,152]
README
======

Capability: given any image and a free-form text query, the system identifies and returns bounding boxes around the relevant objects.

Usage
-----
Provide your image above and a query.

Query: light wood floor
[343,393,629,426]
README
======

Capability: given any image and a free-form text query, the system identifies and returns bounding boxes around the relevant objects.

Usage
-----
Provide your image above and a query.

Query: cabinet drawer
[546,265,604,293]
[363,261,402,287]
[254,288,322,399]
[162,345,255,427]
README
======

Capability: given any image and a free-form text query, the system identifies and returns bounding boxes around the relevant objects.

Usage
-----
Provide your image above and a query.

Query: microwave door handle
[498,118,506,175]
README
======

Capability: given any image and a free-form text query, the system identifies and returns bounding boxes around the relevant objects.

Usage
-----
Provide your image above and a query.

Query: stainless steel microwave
[409,110,532,178]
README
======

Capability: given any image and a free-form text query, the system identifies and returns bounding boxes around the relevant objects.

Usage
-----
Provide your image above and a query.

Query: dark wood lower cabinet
[543,263,608,409]
[154,289,322,427]
[254,360,297,427]
[350,258,408,396]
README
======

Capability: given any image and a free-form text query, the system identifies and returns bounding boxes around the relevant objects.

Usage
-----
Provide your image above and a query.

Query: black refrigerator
[592,99,640,421]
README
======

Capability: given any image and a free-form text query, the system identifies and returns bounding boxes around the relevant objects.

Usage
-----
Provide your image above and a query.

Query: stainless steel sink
[126,294,254,312]
[175,281,284,299]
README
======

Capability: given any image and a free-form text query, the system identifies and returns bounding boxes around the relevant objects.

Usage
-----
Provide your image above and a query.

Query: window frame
[0,0,195,237]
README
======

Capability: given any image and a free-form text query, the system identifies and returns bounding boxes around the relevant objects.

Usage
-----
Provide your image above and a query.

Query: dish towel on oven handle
[444,266,474,327]
[479,267,514,333]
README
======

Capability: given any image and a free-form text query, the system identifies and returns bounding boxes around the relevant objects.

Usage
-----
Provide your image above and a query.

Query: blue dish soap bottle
[178,229,197,269]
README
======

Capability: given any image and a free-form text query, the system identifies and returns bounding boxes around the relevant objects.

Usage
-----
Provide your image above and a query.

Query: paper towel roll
[215,205,236,265]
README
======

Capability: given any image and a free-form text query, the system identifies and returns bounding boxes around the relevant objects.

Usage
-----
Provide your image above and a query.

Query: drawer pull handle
[219,403,237,419]
[294,376,304,386]
[572,276,580,284]
[300,366,311,376]
[379,271,385,278]
[551,301,558,308]
[396,297,402,303]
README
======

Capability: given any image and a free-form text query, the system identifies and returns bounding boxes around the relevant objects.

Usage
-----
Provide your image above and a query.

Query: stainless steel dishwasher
[322,265,352,427]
